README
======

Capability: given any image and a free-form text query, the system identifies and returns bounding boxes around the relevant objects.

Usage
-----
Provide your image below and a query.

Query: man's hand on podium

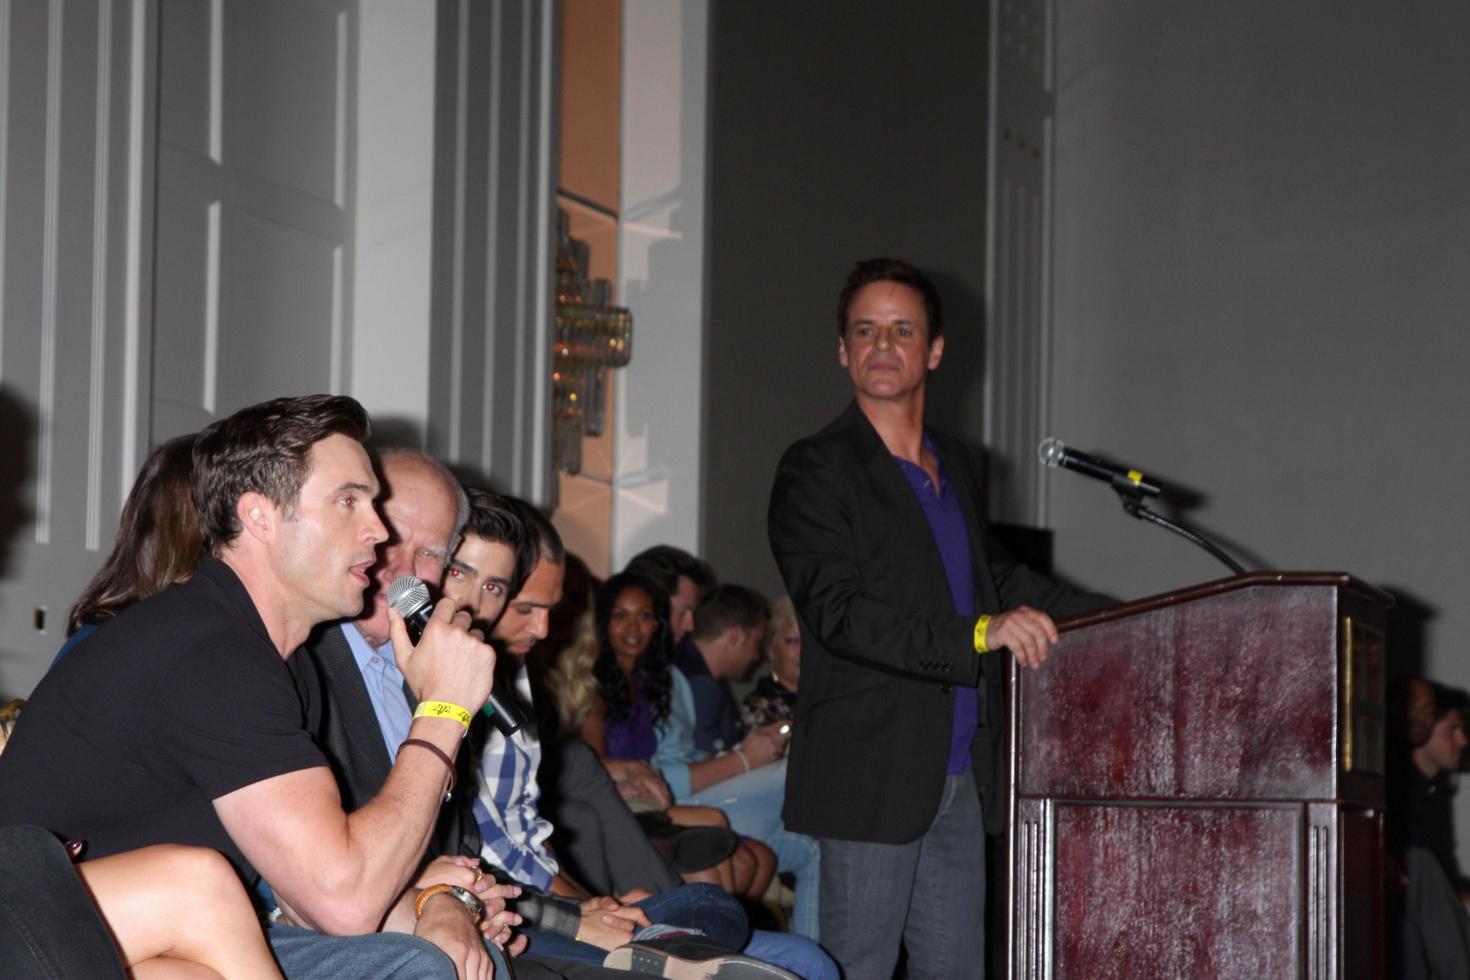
[987,606,1060,670]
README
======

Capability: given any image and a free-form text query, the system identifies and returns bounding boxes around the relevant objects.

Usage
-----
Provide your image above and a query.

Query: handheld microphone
[1037,437,1162,498]
[388,575,525,736]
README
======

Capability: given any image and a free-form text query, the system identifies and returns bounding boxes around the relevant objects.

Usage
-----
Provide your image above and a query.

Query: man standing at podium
[768,258,1108,978]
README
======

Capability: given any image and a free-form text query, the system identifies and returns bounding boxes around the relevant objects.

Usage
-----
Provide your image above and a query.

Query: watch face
[450,885,485,920]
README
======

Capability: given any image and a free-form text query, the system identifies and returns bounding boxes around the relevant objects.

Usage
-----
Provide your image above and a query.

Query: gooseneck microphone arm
[1039,437,1248,577]
[1113,492,1247,576]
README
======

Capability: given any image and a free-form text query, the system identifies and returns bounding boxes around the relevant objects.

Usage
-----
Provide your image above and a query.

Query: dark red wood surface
[1052,803,1301,978]
[1019,584,1337,802]
[1009,573,1389,980]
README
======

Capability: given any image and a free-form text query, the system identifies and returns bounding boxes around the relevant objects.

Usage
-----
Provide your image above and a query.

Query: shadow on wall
[1383,586,1434,681]
[0,386,37,701]
[0,386,35,580]
[923,269,987,444]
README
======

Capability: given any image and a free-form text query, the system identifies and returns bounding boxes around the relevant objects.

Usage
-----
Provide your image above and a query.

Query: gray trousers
[820,769,986,980]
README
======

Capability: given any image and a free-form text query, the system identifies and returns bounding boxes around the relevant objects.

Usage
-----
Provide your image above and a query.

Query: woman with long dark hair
[587,571,675,760]
[580,572,775,901]
[59,434,202,657]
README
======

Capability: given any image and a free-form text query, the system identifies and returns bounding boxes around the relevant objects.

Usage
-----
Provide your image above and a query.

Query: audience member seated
[627,545,742,754]
[740,596,801,731]
[581,573,822,939]
[500,545,744,899]
[625,545,717,648]
[0,396,513,980]
[453,496,834,978]
[57,434,202,661]
[1407,683,1470,894]
[1389,676,1470,979]
[0,824,284,979]
[3,694,282,978]
[659,585,820,942]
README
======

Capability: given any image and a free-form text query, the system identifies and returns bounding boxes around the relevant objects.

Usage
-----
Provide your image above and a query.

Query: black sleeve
[768,438,980,686]
[143,630,329,800]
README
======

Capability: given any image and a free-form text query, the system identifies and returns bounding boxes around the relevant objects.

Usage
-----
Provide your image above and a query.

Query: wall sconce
[553,210,633,475]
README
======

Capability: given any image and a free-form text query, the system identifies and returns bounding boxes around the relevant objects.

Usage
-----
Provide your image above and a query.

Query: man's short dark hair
[462,487,535,598]
[625,545,717,599]
[691,584,769,642]
[836,257,943,340]
[500,495,565,568]
[192,394,370,553]
[1430,682,1470,723]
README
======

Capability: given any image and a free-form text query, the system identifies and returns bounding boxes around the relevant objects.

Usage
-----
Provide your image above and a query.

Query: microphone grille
[1038,437,1066,468]
[387,575,431,617]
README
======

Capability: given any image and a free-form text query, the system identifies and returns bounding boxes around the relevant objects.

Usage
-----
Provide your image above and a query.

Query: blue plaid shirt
[471,665,558,890]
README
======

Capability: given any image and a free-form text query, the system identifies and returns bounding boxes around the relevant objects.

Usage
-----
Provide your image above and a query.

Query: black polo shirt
[0,557,326,884]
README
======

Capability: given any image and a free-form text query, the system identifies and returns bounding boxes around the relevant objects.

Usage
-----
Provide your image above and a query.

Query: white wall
[351,0,435,428]
[609,0,708,571]
[1045,1,1470,684]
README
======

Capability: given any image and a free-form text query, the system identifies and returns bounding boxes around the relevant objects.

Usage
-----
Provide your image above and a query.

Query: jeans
[0,825,126,980]
[267,922,493,979]
[527,926,835,979]
[743,929,840,979]
[519,882,837,978]
[680,759,822,940]
[820,769,986,980]
[522,882,746,960]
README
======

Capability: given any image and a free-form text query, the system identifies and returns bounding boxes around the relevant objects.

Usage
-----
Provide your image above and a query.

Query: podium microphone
[388,575,525,736]
[1038,437,1162,498]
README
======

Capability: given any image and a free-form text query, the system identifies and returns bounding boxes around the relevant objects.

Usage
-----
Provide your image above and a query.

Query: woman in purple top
[585,571,673,762]
[579,572,775,901]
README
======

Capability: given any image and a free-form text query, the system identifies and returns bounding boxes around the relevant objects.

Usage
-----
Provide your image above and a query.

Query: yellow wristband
[974,615,993,654]
[414,700,473,731]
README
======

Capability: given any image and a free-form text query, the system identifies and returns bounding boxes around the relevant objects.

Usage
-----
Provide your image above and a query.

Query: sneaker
[602,936,799,979]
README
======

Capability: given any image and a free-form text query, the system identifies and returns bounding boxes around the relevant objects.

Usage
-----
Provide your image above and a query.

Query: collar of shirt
[892,433,950,500]
[341,623,414,761]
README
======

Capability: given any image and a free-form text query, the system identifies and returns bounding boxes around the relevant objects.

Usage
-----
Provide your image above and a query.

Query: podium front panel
[1018,584,1338,802]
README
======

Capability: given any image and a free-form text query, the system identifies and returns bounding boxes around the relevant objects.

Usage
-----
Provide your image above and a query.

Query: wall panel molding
[427,0,556,504]
[985,0,1054,527]
[0,0,156,697]
[86,0,114,550]
[35,0,64,545]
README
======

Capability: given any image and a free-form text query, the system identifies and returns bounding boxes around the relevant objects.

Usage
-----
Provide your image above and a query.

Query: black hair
[835,257,943,340]
[624,544,717,599]
[592,571,673,726]
[461,487,536,600]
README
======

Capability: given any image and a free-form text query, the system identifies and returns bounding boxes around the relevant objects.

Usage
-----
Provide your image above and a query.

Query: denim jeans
[680,759,822,940]
[819,769,986,980]
[267,922,486,979]
[520,881,837,978]
[527,926,835,979]
[0,824,126,979]
[522,882,746,961]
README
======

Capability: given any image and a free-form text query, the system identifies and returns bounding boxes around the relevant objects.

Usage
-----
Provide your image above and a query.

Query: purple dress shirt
[893,437,979,775]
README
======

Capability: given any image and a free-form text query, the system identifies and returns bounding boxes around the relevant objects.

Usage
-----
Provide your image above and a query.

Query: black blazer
[768,402,1108,842]
[300,622,481,860]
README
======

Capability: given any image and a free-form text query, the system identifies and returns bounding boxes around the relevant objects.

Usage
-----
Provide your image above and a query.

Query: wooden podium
[1008,573,1389,979]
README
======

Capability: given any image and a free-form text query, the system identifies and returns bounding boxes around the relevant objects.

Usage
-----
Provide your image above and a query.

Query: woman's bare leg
[76,845,282,979]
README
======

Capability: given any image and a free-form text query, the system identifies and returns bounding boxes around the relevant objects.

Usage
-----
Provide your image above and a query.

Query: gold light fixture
[553,210,633,475]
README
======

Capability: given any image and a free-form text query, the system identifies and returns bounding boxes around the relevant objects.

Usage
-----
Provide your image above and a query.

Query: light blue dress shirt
[342,623,413,761]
